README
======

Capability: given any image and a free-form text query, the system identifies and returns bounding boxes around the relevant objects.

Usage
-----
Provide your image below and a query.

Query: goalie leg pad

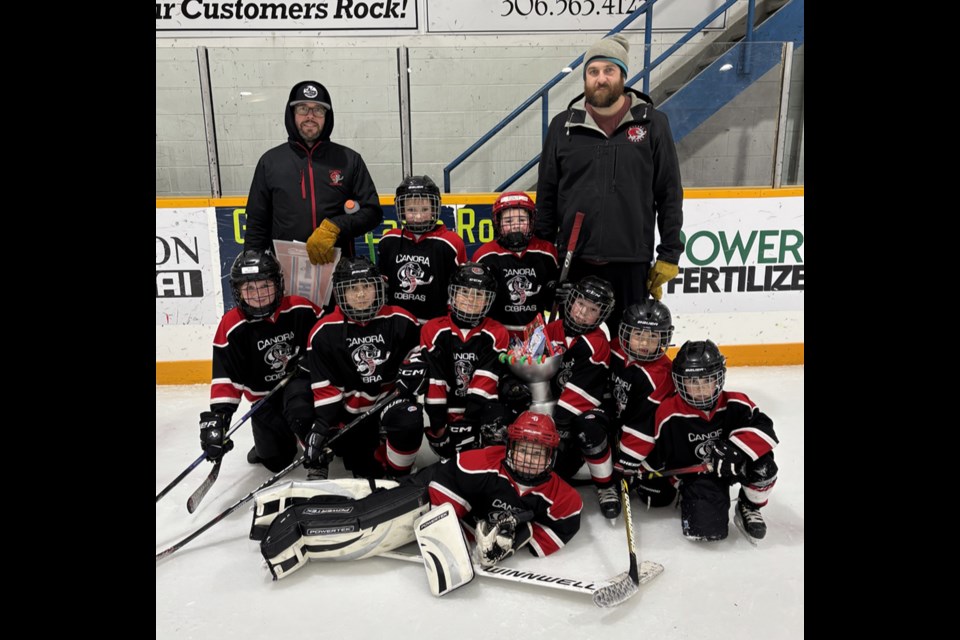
[254,479,431,579]
[414,502,475,596]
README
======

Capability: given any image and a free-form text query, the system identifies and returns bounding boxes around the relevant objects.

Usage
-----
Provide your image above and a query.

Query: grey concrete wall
[156,27,803,196]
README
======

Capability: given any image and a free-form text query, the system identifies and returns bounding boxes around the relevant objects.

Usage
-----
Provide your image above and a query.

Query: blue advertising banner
[215,202,496,312]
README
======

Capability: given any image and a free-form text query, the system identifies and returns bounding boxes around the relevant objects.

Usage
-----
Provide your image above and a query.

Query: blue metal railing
[442,0,752,193]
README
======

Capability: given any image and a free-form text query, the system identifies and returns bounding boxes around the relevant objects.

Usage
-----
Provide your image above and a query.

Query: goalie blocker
[250,478,430,580]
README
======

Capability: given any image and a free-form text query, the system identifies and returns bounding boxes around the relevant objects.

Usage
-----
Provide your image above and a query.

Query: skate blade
[733,512,761,546]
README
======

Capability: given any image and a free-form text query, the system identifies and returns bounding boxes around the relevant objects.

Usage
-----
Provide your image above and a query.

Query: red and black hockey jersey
[377,224,467,324]
[650,391,779,470]
[427,446,582,557]
[306,304,420,428]
[544,321,611,428]
[210,296,323,414]
[610,347,674,467]
[472,238,559,336]
[420,315,510,428]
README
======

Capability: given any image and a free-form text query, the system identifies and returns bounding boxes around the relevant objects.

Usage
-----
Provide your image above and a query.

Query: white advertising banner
[664,197,804,313]
[156,0,419,32]
[426,0,725,34]
[156,208,220,326]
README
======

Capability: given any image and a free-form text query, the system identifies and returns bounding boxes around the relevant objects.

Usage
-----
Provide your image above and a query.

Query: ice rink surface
[157,365,803,639]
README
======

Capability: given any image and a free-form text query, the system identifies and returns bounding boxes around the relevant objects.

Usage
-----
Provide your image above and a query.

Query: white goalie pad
[413,503,475,596]
[251,478,431,580]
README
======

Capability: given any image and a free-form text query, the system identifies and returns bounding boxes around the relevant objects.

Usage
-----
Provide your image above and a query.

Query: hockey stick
[156,368,299,505]
[186,459,222,514]
[186,373,304,512]
[156,389,401,562]
[550,211,586,319]
[380,549,663,607]
[592,478,642,606]
[636,462,713,479]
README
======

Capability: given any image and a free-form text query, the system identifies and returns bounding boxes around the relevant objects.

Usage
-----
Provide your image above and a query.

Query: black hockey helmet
[448,262,498,327]
[563,275,615,335]
[333,256,386,323]
[492,191,536,252]
[619,299,674,361]
[230,249,284,319]
[395,175,441,234]
[504,411,561,485]
[671,340,726,410]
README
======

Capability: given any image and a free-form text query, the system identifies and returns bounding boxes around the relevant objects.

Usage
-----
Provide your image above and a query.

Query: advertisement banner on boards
[665,197,803,313]
[207,196,802,316]
[156,207,220,325]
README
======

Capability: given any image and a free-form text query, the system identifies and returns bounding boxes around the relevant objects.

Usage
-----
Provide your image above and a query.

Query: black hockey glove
[480,415,507,446]
[395,359,428,398]
[710,440,748,479]
[304,421,333,470]
[613,452,643,477]
[199,411,234,462]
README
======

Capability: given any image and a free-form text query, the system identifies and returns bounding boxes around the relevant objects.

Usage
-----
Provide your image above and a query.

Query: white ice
[157,366,803,639]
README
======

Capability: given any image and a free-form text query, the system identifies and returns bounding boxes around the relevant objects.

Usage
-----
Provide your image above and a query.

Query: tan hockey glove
[646,260,680,300]
[306,218,341,265]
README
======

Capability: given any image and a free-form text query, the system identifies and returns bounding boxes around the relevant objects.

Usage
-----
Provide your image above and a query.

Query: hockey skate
[306,461,330,481]
[246,446,261,465]
[734,499,766,545]
[597,485,621,519]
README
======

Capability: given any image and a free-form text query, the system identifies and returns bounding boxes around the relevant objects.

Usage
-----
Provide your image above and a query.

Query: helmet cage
[397,192,441,234]
[493,192,536,252]
[563,279,614,335]
[230,251,284,320]
[504,412,560,484]
[672,368,725,410]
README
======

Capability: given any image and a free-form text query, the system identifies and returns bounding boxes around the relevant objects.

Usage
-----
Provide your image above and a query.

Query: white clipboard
[271,240,340,307]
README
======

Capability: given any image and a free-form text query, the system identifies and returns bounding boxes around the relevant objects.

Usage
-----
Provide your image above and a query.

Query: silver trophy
[507,353,563,415]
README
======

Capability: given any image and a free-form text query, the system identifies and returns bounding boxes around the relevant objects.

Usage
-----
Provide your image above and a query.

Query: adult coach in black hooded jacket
[243,80,383,266]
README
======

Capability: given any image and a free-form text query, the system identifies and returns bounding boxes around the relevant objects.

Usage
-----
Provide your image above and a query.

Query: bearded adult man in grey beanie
[535,34,685,333]
[244,80,384,267]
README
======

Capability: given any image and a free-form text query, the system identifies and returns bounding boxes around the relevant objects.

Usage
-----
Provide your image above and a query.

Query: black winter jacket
[535,88,684,264]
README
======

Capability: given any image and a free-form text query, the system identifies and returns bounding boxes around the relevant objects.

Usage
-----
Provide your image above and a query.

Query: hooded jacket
[243,81,383,255]
[535,87,684,264]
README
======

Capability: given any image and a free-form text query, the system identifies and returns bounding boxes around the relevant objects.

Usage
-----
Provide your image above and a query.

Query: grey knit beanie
[583,34,629,78]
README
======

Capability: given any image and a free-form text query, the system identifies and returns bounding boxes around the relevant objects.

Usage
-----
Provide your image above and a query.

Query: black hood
[285,80,334,145]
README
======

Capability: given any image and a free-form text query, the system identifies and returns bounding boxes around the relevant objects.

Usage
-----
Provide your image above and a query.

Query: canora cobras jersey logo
[695,439,716,462]
[506,274,541,304]
[265,342,299,371]
[352,343,390,376]
[557,359,573,389]
[397,261,434,293]
[454,359,474,397]
[612,375,630,417]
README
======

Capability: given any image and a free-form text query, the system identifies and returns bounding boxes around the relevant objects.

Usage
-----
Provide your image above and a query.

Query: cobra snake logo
[454,359,474,397]
[397,262,435,293]
[613,377,629,417]
[506,275,541,304]
[265,343,298,371]
[352,343,389,376]
[695,439,717,462]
